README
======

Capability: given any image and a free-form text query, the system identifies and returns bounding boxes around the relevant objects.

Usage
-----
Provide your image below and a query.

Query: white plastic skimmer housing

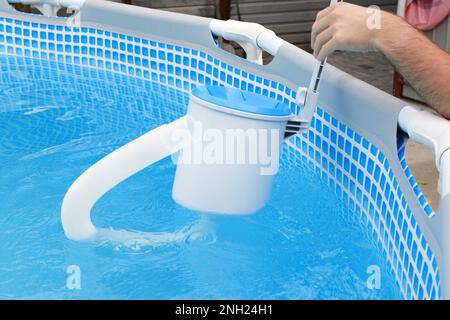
[172,86,294,214]
[61,85,299,240]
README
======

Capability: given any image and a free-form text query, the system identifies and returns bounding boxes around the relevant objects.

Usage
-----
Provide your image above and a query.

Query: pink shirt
[405,0,450,30]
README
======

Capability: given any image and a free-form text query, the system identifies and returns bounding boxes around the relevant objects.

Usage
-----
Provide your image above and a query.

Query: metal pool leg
[61,116,191,241]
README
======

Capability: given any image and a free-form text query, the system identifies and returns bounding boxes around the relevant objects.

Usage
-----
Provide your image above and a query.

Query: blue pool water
[0,55,402,299]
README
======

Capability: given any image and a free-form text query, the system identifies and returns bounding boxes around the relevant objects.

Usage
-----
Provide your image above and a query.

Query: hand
[311,2,406,60]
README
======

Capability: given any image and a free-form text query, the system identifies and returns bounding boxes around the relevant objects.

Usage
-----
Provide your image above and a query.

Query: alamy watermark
[170,119,282,176]
[366,265,381,290]
[65,9,82,28]
[366,5,382,30]
[66,265,81,290]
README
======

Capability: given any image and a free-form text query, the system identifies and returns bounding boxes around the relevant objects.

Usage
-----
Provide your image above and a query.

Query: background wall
[131,0,398,50]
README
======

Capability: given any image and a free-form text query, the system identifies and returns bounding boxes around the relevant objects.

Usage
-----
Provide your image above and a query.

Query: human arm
[311,2,450,119]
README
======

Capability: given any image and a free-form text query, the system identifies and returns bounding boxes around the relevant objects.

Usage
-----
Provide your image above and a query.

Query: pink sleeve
[405,0,450,30]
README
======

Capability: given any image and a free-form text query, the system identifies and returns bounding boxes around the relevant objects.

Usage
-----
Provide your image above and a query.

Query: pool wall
[0,0,444,299]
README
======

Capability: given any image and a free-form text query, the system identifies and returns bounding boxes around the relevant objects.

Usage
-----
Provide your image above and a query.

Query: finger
[311,15,332,48]
[317,37,341,60]
[316,5,336,21]
[313,27,334,58]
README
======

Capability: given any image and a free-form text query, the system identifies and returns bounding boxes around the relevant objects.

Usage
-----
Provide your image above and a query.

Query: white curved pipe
[61,116,191,241]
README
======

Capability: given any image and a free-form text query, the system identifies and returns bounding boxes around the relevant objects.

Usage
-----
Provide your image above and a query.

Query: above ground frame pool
[1,0,450,300]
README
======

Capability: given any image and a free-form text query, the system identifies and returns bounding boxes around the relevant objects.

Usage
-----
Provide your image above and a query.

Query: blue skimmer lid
[192,85,291,117]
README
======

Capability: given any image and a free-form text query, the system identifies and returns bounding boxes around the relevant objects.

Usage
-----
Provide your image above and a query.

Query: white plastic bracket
[398,105,450,169]
[210,19,286,65]
[295,59,326,133]
[8,0,85,16]
[293,0,339,133]
[210,17,321,134]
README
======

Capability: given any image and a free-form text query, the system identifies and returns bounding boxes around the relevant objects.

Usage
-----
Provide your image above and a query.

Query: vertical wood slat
[218,0,230,19]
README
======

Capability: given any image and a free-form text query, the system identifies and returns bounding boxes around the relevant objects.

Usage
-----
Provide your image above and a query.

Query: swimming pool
[0,0,449,299]
[0,55,401,299]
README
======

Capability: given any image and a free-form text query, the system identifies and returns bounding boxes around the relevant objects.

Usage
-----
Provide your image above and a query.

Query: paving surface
[328,51,395,93]
[327,51,440,210]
